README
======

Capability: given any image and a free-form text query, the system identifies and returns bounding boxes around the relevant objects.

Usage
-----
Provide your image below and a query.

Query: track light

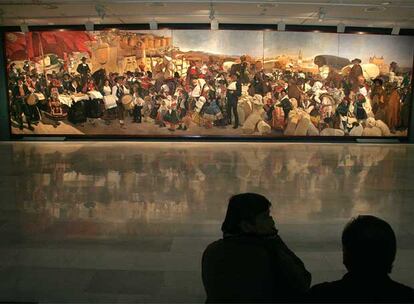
[85,21,94,32]
[95,3,106,20]
[278,21,285,31]
[318,8,326,22]
[391,26,400,35]
[210,19,219,30]
[20,24,29,33]
[209,3,218,30]
[149,20,158,30]
[337,23,345,33]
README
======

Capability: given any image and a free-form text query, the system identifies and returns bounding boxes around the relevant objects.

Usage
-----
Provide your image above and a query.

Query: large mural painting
[4,29,414,137]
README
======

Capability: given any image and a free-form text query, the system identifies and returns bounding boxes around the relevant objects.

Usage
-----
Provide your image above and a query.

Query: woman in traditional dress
[163,99,180,131]
[131,85,144,123]
[353,93,368,121]
[176,88,190,131]
[203,92,224,128]
[101,79,117,124]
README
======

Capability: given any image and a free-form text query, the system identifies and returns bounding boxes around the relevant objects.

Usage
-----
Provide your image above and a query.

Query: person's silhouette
[202,193,311,303]
[308,215,414,302]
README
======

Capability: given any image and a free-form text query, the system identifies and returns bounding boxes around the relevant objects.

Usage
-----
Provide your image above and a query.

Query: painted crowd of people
[7,54,412,135]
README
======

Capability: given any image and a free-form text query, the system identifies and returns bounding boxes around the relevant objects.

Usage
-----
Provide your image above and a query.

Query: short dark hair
[342,215,396,274]
[221,193,271,235]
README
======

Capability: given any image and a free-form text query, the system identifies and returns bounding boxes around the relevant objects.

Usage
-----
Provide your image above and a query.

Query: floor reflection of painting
[5,29,413,137]
[11,142,404,239]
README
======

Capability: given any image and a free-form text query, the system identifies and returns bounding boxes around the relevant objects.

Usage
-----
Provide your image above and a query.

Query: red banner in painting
[5,31,94,61]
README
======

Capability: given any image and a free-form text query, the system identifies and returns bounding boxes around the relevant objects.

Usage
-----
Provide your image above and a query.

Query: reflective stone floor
[0,142,413,303]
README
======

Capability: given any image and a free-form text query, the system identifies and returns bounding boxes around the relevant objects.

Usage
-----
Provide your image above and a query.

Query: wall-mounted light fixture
[337,23,345,33]
[391,25,400,35]
[20,24,29,33]
[85,21,94,31]
[211,19,219,30]
[149,20,158,30]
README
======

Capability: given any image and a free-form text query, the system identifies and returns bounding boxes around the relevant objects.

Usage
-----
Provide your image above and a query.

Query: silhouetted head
[221,193,275,237]
[342,215,396,274]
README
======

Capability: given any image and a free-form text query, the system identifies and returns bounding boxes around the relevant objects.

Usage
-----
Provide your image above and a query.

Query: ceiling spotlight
[146,2,166,7]
[149,20,158,30]
[95,3,106,20]
[20,24,29,33]
[391,25,400,35]
[85,21,94,31]
[364,6,386,12]
[278,21,285,31]
[43,4,58,10]
[209,3,218,30]
[337,23,345,33]
[257,3,277,9]
[318,8,326,22]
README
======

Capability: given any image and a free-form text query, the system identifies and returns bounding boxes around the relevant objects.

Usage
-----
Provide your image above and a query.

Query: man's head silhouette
[342,215,397,274]
[221,193,275,236]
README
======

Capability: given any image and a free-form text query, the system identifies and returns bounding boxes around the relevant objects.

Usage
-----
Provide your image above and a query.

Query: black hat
[351,58,362,64]
[373,78,383,85]
[81,56,87,61]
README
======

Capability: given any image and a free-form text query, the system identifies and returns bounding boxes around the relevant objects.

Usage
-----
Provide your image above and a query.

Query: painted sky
[171,30,413,68]
[338,34,414,68]
[172,30,263,58]
[264,31,339,59]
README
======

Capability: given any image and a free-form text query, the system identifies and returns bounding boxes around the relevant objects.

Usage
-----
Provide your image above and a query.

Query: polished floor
[0,142,413,303]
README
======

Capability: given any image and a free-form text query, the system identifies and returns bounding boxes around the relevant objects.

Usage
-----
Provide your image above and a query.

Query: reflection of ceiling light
[364,6,386,12]
[382,2,391,5]
[48,22,55,25]
[357,31,365,34]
